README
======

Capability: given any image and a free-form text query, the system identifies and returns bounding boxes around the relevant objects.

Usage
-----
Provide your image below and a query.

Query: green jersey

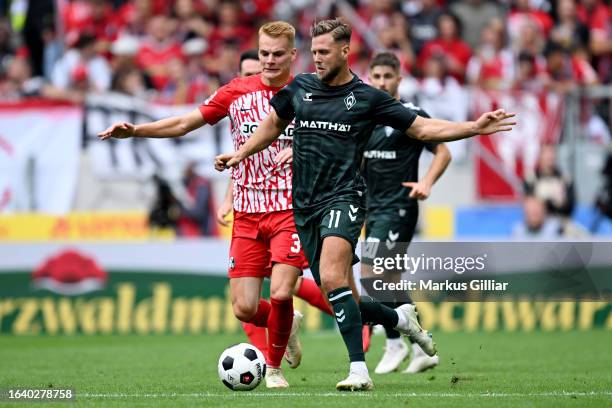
[270,73,417,211]
[363,102,436,216]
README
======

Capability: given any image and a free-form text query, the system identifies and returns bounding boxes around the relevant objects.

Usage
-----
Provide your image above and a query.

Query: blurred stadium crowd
[0,0,610,239]
[0,0,609,102]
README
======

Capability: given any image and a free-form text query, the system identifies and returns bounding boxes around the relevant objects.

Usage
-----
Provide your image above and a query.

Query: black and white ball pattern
[218,343,266,391]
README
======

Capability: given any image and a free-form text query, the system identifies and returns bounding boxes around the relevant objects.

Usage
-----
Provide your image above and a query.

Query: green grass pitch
[1,330,611,407]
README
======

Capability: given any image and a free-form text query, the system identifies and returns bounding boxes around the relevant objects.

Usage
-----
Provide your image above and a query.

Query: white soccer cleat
[335,371,374,391]
[404,352,439,374]
[284,310,303,369]
[394,304,437,356]
[374,340,409,374]
[265,367,289,388]
[404,342,439,373]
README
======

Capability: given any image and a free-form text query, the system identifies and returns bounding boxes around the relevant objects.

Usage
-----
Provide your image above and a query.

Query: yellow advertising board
[0,212,174,241]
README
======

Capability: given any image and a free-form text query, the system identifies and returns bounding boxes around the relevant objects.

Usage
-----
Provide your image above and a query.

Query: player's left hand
[98,122,135,140]
[216,198,233,226]
[275,148,293,164]
[215,153,241,171]
[402,181,431,200]
[474,109,517,135]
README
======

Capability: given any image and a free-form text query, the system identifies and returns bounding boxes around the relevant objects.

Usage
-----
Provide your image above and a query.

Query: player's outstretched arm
[402,143,451,200]
[98,109,206,140]
[406,109,516,142]
[214,109,290,171]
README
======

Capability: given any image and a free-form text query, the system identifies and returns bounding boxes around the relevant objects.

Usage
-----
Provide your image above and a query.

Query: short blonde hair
[259,21,296,47]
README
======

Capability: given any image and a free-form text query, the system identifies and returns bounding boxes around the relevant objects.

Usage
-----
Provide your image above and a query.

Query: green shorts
[361,206,418,268]
[293,200,365,285]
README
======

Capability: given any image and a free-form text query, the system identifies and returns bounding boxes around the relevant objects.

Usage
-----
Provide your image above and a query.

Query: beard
[318,63,342,83]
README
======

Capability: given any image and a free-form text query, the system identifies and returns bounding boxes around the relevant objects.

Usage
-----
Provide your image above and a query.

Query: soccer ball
[217,343,266,391]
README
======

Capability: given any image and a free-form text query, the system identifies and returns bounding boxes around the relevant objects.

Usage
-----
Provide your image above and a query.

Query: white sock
[395,309,407,330]
[386,337,404,349]
[350,361,369,377]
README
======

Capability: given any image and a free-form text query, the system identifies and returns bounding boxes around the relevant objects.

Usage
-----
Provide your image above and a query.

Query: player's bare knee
[320,274,347,293]
[270,285,293,300]
[232,301,257,322]
[270,264,300,300]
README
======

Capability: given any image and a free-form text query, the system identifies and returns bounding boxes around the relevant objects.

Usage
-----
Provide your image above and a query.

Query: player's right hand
[215,153,241,171]
[98,122,135,140]
[402,181,431,200]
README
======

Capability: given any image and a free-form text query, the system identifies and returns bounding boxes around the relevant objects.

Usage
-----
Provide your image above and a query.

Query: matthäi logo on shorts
[229,257,235,270]
[344,92,356,110]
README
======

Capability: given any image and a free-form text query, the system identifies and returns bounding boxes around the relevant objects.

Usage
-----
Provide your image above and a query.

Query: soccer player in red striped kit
[217,48,334,365]
[99,21,316,388]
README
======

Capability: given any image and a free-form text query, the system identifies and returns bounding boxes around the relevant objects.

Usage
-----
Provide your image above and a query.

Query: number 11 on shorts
[328,210,341,228]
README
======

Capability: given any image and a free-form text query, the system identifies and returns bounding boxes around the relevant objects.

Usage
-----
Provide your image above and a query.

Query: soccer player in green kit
[361,52,450,375]
[216,19,516,391]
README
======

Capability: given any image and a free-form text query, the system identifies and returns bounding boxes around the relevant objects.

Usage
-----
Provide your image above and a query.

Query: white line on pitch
[78,391,612,398]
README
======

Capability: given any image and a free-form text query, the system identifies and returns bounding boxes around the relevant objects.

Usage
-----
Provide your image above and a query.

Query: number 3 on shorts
[290,233,301,253]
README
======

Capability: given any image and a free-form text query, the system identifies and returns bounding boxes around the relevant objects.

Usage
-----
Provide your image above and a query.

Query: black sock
[361,277,410,338]
[383,325,401,339]
[359,295,399,328]
[328,287,365,362]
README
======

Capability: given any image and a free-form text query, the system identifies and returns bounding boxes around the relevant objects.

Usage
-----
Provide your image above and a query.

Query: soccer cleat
[404,352,439,374]
[265,367,289,388]
[284,310,303,369]
[394,304,437,356]
[335,372,374,391]
[374,340,409,374]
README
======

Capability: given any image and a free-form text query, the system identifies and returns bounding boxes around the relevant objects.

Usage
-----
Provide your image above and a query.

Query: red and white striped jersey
[199,74,294,213]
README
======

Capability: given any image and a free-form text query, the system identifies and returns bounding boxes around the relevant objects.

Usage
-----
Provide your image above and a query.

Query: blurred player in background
[100,21,308,388]
[360,52,450,374]
[221,48,334,369]
[216,18,516,391]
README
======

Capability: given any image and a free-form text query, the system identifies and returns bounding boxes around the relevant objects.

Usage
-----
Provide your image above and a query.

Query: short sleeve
[371,89,417,133]
[270,79,299,121]
[198,82,235,125]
